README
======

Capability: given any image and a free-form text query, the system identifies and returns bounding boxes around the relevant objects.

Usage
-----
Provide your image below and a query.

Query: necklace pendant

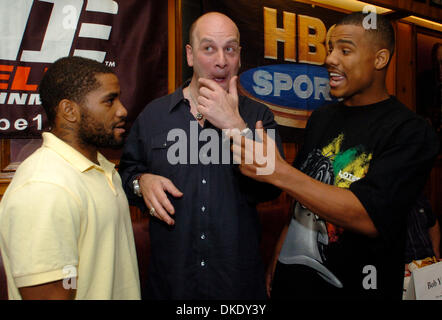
[196,112,203,120]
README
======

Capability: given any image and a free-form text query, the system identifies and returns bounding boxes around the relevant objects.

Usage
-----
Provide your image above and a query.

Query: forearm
[270,161,378,237]
[19,279,76,300]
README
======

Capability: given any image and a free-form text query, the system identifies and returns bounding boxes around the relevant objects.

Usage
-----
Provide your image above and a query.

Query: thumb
[229,76,238,97]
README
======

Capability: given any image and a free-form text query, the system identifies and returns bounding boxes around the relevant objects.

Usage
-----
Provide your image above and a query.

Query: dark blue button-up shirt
[119,83,283,299]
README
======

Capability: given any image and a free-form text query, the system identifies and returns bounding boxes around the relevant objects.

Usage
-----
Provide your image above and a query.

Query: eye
[204,46,214,53]
[342,48,351,55]
[104,97,115,106]
[226,47,234,53]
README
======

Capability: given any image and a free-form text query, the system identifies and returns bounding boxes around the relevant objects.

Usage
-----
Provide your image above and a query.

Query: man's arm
[119,113,183,225]
[233,121,378,237]
[19,279,76,300]
[198,77,284,203]
[271,161,378,237]
[1,183,81,299]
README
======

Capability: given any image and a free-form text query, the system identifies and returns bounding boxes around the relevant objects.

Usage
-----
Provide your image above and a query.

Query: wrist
[132,174,144,197]
[227,116,247,131]
[272,160,291,189]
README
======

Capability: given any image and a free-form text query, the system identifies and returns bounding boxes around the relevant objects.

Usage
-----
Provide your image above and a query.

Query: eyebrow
[102,92,119,100]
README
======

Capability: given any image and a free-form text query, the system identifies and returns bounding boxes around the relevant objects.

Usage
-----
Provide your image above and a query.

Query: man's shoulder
[239,95,268,109]
[238,95,274,118]
[10,146,80,191]
[139,91,178,115]
[381,97,431,130]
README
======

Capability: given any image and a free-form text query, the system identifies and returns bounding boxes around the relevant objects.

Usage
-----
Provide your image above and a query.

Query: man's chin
[94,134,126,149]
[108,135,126,149]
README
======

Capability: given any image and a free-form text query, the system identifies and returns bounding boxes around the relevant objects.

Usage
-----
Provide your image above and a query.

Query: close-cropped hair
[38,56,114,126]
[337,11,395,58]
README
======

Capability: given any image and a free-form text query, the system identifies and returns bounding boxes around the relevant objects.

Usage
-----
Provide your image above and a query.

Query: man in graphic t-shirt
[232,12,439,299]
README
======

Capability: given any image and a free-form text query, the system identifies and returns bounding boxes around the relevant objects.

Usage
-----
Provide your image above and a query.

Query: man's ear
[186,44,194,67]
[58,99,79,123]
[374,48,390,70]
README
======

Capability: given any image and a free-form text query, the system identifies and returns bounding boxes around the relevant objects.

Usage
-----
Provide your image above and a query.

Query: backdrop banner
[202,0,347,140]
[0,0,168,138]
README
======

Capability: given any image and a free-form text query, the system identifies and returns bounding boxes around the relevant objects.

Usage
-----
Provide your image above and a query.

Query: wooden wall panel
[395,21,416,111]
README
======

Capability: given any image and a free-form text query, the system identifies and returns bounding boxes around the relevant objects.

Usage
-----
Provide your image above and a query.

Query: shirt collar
[168,79,191,113]
[42,132,115,173]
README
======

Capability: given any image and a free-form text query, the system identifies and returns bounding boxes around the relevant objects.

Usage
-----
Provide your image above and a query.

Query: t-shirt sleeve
[349,118,439,242]
[1,181,81,288]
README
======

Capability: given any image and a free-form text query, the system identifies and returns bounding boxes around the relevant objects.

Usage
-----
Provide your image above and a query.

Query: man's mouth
[211,74,228,83]
[328,70,346,88]
[213,77,226,83]
[113,121,126,134]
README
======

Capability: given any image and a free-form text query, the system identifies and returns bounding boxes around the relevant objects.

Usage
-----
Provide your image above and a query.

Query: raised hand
[197,76,246,130]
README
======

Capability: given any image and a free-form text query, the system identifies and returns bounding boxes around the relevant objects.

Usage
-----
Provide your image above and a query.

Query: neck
[187,79,199,102]
[344,80,390,107]
[51,125,99,165]
[184,80,205,123]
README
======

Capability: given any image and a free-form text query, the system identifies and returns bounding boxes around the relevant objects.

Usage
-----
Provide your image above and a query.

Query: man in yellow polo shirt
[0,56,141,300]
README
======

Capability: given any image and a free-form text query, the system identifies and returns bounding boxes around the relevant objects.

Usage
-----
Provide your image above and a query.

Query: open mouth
[211,74,228,84]
[213,77,227,83]
[328,71,346,88]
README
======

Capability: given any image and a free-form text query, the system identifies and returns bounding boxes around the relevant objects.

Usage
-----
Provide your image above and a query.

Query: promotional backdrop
[0,0,168,138]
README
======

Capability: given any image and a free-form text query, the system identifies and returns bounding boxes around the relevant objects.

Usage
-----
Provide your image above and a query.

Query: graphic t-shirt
[278,96,439,299]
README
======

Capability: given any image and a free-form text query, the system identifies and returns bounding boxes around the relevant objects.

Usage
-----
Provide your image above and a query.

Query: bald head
[189,12,240,47]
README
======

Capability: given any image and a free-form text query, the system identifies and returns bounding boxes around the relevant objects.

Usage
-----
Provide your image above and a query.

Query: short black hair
[337,11,395,58]
[38,56,114,126]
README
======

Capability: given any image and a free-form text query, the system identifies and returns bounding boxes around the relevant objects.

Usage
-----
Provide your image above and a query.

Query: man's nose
[215,50,227,69]
[116,100,128,118]
[325,48,337,67]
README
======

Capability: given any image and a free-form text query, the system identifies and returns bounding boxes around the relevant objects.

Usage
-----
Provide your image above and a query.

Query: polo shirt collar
[42,132,115,173]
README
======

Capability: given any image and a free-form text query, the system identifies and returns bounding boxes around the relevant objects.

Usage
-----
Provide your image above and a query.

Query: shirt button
[202,179,206,184]
[201,233,206,240]
[201,260,206,267]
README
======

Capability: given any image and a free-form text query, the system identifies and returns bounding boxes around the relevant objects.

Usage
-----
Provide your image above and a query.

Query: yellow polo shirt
[0,132,141,299]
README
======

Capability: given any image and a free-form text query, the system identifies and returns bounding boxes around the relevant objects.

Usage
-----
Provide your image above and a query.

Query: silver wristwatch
[132,175,142,197]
